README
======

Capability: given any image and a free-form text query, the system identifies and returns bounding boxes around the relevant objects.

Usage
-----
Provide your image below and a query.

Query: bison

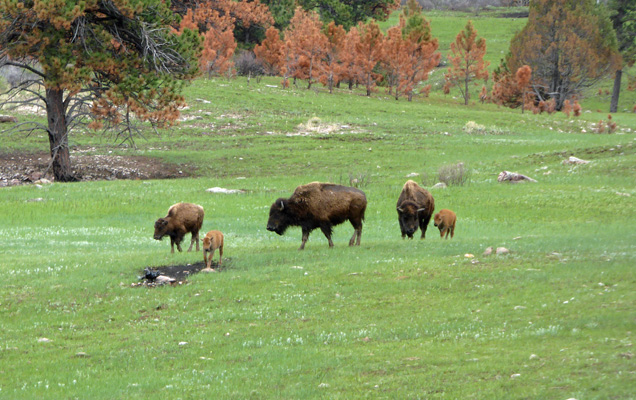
[266,182,367,250]
[396,180,435,239]
[434,209,456,239]
[202,230,224,271]
[153,202,204,253]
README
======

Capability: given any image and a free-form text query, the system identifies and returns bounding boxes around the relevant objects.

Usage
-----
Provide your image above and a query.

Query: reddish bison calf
[202,230,224,271]
[153,202,204,253]
[434,209,456,239]
[266,182,367,250]
[396,180,435,239]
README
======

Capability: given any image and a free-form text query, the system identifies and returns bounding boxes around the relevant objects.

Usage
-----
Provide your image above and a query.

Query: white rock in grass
[318,383,330,388]
[496,247,510,255]
[431,182,447,189]
[206,187,245,194]
[514,305,526,310]
[155,275,176,283]
[406,172,420,178]
[483,247,493,256]
[529,354,539,360]
[178,342,188,346]
[510,373,521,379]
[464,253,475,259]
[38,337,51,343]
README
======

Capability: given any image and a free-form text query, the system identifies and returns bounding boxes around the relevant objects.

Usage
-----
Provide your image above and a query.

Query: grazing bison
[153,203,204,253]
[202,230,224,271]
[266,182,367,250]
[434,209,456,239]
[396,180,435,239]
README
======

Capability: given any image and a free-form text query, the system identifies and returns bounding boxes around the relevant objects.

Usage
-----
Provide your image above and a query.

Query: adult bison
[153,202,204,253]
[396,180,435,239]
[266,182,367,250]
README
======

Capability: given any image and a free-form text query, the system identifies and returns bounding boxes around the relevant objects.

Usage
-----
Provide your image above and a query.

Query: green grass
[2,10,636,399]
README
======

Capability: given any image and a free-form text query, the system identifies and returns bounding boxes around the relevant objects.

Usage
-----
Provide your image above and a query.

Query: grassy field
[2,9,636,400]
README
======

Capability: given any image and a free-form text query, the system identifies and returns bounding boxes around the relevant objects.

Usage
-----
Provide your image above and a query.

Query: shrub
[437,162,470,186]
[234,50,265,79]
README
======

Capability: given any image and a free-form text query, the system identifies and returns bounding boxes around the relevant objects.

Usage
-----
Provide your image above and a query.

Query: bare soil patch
[0,150,192,187]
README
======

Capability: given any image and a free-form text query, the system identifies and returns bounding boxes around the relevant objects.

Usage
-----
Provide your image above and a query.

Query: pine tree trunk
[46,87,76,182]
[610,69,622,113]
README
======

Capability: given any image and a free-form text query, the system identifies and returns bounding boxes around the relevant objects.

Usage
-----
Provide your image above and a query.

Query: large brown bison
[266,182,367,250]
[396,180,435,239]
[153,202,204,253]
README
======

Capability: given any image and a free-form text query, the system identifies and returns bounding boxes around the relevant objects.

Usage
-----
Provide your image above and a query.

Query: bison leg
[187,231,200,252]
[420,214,432,239]
[349,218,363,246]
[299,228,311,250]
[320,225,335,248]
[218,244,223,266]
[450,224,455,239]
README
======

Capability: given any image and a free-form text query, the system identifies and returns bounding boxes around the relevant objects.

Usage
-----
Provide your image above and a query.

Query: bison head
[397,202,427,238]
[153,218,169,240]
[266,198,293,235]
[433,212,442,227]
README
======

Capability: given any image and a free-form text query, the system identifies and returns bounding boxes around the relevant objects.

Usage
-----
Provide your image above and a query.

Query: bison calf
[396,180,435,239]
[266,182,367,250]
[153,202,204,253]
[202,230,224,271]
[434,209,456,239]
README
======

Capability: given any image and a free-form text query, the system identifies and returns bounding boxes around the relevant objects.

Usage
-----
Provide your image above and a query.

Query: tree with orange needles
[356,20,385,96]
[283,8,328,89]
[0,0,199,182]
[172,0,273,76]
[254,27,285,75]
[400,10,440,101]
[505,0,620,110]
[340,26,363,90]
[443,21,489,105]
[318,22,347,93]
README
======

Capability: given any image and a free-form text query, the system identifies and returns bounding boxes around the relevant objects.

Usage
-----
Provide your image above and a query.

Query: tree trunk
[610,69,622,113]
[46,87,76,182]
[464,76,469,105]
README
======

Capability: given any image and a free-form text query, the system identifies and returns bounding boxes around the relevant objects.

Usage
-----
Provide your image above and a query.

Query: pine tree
[443,21,489,105]
[505,0,621,110]
[0,0,199,182]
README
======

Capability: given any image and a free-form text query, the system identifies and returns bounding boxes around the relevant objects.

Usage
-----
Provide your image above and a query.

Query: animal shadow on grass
[134,259,232,287]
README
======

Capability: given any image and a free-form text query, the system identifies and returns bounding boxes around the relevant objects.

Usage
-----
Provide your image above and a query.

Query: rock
[496,247,510,255]
[497,171,537,183]
[483,247,493,256]
[562,156,590,165]
[38,337,52,343]
[75,352,90,358]
[0,115,18,123]
[514,305,526,310]
[155,275,176,283]
[464,253,475,259]
[406,172,420,178]
[431,182,447,189]
[510,373,521,379]
[206,187,245,194]
[529,354,539,360]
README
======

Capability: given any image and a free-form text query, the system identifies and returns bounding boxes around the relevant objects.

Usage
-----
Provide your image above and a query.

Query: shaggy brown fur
[266,182,367,250]
[202,230,224,270]
[396,180,435,239]
[434,209,456,239]
[153,203,204,253]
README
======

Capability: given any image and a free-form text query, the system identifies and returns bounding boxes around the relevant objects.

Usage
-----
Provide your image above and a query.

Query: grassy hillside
[1,74,635,399]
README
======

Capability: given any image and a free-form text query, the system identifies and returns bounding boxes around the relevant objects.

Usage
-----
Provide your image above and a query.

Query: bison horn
[279,201,284,211]
[416,208,427,213]
[396,207,404,212]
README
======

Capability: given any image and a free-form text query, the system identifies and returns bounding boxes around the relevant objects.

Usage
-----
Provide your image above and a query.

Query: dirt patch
[132,260,228,288]
[0,150,192,187]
